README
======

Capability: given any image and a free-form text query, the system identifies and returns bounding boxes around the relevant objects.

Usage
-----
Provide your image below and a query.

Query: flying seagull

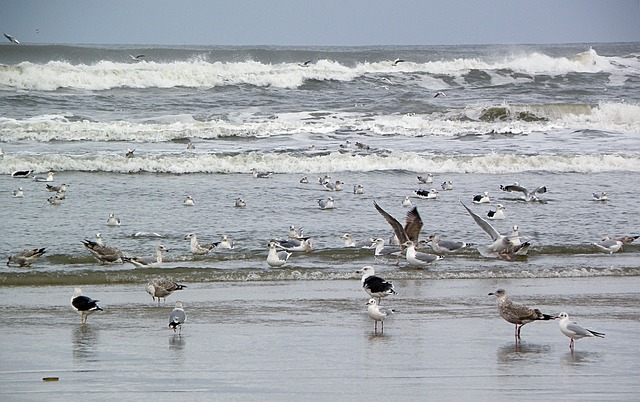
[4,33,19,44]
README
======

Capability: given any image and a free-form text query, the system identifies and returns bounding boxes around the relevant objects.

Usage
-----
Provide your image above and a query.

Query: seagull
[472,191,491,204]
[401,196,413,207]
[434,91,446,98]
[218,235,234,249]
[106,213,121,226]
[403,240,443,267]
[318,197,334,210]
[366,298,395,334]
[122,245,168,268]
[318,175,331,185]
[235,197,246,208]
[353,184,365,194]
[12,188,24,198]
[417,174,433,184]
[70,288,102,325]
[267,241,292,267]
[4,33,19,44]
[371,238,402,257]
[373,201,423,246]
[356,266,397,303]
[487,204,506,220]
[555,312,604,352]
[129,54,145,61]
[593,236,623,254]
[47,194,63,205]
[298,60,311,67]
[299,176,309,184]
[341,233,356,248]
[500,183,547,202]
[169,301,187,334]
[427,234,471,253]
[592,191,608,201]
[183,195,195,206]
[7,248,46,267]
[82,233,125,263]
[288,225,305,240]
[391,58,405,66]
[11,170,32,178]
[146,278,186,306]
[505,225,530,256]
[460,200,517,259]
[441,181,453,191]
[488,289,554,341]
[125,148,135,158]
[323,180,344,191]
[273,237,312,252]
[33,172,55,182]
[615,235,639,244]
[250,168,273,178]
[184,233,218,255]
[186,142,195,150]
[414,188,438,199]
[46,183,68,193]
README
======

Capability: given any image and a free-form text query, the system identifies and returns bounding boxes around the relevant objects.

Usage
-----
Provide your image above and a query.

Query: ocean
[0,42,639,400]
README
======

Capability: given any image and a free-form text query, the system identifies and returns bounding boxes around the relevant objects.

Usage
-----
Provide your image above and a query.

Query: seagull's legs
[381,321,384,334]
[374,321,378,333]
[570,338,575,351]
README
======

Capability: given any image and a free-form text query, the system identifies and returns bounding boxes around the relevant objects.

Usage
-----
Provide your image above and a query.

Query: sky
[1,0,639,46]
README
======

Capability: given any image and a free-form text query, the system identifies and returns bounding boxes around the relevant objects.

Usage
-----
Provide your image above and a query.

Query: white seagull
[486,204,506,220]
[106,213,121,226]
[592,191,608,201]
[273,237,312,252]
[366,298,395,334]
[401,196,413,207]
[183,195,195,206]
[70,288,103,325]
[417,174,433,184]
[184,233,217,255]
[472,191,491,204]
[12,188,24,198]
[33,172,55,182]
[414,188,438,199]
[356,266,397,303]
[403,240,443,267]
[123,245,168,268]
[267,241,292,267]
[4,33,19,44]
[441,181,453,190]
[218,235,234,249]
[593,236,623,254]
[489,289,554,341]
[169,301,187,334]
[318,197,334,209]
[323,180,344,191]
[235,197,246,208]
[250,168,273,178]
[427,234,471,254]
[353,184,365,194]
[555,312,604,352]
[391,58,405,66]
[460,200,519,259]
[146,278,186,306]
[371,238,402,257]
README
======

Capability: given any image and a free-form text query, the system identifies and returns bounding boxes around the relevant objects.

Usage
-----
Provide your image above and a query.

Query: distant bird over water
[4,33,19,44]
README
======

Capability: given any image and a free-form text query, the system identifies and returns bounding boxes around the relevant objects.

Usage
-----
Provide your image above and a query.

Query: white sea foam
[0,48,630,91]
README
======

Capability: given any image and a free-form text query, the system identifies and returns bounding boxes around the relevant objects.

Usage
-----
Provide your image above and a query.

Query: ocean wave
[2,150,639,174]
[0,48,632,91]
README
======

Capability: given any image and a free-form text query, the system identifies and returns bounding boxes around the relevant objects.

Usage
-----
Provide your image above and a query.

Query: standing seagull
[366,298,395,334]
[593,236,623,254]
[146,278,186,306]
[402,240,443,267]
[7,248,46,267]
[356,266,397,303]
[555,312,604,352]
[488,289,554,341]
[169,301,187,334]
[70,288,103,325]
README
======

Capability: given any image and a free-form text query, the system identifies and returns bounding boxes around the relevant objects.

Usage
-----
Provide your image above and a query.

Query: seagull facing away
[500,183,547,202]
[184,233,217,255]
[356,266,397,303]
[218,235,234,249]
[488,289,554,341]
[373,201,423,247]
[106,212,121,226]
[7,248,47,267]
[402,240,443,267]
[267,241,292,267]
[82,233,125,263]
[146,278,186,306]
[353,184,365,194]
[71,288,103,325]
[169,301,187,334]
[4,33,19,44]
[366,298,395,334]
[460,200,516,259]
[122,244,168,268]
[593,236,623,254]
[592,191,608,201]
[401,196,413,207]
[487,204,506,220]
[318,197,335,210]
[555,312,604,352]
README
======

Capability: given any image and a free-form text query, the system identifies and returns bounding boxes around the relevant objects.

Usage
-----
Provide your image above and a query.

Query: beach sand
[1,276,639,401]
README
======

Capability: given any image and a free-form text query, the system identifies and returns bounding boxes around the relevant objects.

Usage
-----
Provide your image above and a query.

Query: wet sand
[1,276,639,401]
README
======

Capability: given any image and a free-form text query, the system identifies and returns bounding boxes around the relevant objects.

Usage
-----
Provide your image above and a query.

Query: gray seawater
[0,42,639,399]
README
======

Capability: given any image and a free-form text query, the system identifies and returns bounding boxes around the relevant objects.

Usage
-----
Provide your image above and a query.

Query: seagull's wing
[404,207,423,243]
[374,201,408,244]
[500,184,528,194]
[460,200,500,241]
[532,185,547,195]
